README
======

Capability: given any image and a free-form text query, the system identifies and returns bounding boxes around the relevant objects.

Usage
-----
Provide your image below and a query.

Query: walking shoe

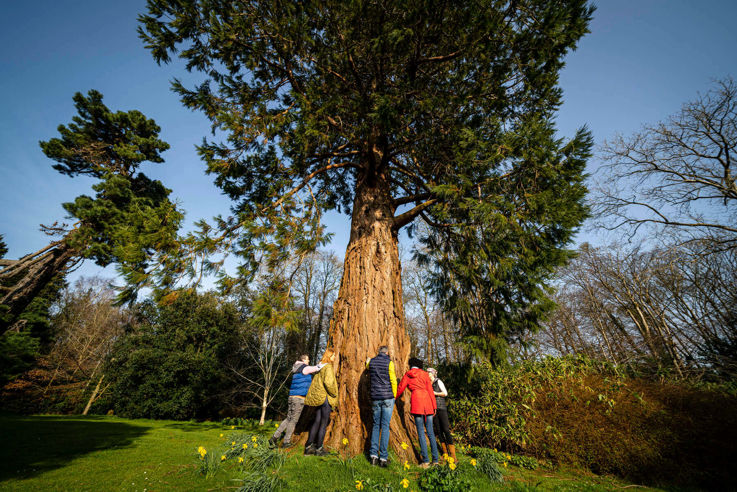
[282,441,295,449]
[370,456,379,466]
[268,436,278,448]
[431,461,440,467]
[419,462,430,469]
[314,446,330,456]
[379,459,389,468]
[304,444,316,455]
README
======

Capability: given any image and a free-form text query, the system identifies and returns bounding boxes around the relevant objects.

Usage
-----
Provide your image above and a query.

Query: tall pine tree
[0,91,182,333]
[139,0,593,456]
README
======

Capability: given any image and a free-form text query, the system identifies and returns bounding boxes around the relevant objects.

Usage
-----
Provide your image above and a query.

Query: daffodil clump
[195,445,221,479]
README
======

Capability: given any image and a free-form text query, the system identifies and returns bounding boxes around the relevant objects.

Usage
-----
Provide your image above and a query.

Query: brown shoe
[419,462,430,469]
[447,444,457,464]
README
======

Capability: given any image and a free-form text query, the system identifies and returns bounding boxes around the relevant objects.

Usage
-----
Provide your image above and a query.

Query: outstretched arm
[396,374,409,399]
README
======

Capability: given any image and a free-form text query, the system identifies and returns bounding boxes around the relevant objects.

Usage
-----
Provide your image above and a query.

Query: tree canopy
[139,0,593,359]
[1,90,183,330]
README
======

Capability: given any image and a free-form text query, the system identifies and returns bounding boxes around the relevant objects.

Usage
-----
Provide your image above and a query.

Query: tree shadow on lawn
[0,414,150,482]
[160,421,222,432]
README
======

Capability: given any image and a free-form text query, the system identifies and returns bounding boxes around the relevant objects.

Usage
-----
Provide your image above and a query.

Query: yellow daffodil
[253,443,258,448]
[400,441,409,450]
[243,443,248,449]
[221,455,226,461]
[403,460,410,470]
[231,441,236,446]
[238,457,244,463]
[470,458,477,467]
[275,423,279,428]
[449,462,456,471]
[442,453,448,461]
[219,433,224,437]
[503,462,508,468]
[401,478,410,489]
[448,456,455,464]
[197,446,207,458]
[251,436,258,442]
[355,480,364,490]
[342,438,349,446]
[231,425,235,429]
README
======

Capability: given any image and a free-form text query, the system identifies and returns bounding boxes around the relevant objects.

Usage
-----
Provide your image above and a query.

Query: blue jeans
[369,398,394,461]
[413,414,439,464]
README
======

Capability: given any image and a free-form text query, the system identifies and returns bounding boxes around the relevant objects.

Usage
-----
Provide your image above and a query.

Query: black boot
[304,443,316,455]
[268,436,278,448]
[370,456,379,466]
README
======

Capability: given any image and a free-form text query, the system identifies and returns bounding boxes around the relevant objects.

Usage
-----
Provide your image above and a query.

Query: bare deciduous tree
[533,242,737,379]
[46,276,130,413]
[596,78,737,249]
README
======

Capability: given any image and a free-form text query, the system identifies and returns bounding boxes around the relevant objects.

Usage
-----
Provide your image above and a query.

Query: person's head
[320,348,336,364]
[378,345,389,356]
[408,357,423,369]
[427,367,437,381]
[299,354,309,364]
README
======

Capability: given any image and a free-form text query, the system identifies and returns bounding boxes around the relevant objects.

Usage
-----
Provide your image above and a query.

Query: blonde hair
[320,348,336,364]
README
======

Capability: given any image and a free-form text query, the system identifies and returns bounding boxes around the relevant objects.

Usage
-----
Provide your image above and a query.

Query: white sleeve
[437,379,448,396]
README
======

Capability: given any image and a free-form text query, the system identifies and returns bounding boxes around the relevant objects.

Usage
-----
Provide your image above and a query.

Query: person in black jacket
[366,346,397,467]
[427,367,455,463]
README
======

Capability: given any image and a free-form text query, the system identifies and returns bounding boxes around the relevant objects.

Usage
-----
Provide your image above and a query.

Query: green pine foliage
[137,0,595,355]
[39,90,183,303]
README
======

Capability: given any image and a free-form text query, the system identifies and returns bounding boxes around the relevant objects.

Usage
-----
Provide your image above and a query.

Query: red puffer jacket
[397,368,437,415]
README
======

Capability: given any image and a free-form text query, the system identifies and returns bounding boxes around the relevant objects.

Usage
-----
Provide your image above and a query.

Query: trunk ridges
[310,179,420,461]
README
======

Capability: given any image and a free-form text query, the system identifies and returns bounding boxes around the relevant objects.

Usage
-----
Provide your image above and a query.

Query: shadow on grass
[160,421,222,432]
[0,414,151,481]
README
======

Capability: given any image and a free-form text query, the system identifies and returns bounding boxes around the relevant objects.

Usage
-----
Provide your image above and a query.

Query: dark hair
[408,357,423,369]
[378,345,389,355]
[299,354,309,362]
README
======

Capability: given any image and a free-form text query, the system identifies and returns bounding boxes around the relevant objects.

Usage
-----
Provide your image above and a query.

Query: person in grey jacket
[269,354,325,448]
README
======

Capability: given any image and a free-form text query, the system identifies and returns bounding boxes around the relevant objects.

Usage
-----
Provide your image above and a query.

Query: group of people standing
[269,346,455,467]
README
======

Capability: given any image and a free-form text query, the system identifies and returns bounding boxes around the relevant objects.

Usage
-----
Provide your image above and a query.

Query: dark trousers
[434,408,454,445]
[307,398,332,448]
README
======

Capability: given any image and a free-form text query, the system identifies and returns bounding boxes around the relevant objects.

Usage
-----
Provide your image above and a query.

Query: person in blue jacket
[269,354,325,448]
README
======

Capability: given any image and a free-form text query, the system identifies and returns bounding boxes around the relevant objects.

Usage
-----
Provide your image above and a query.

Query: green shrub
[418,465,471,492]
[446,355,737,489]
[471,447,539,471]
[100,292,242,420]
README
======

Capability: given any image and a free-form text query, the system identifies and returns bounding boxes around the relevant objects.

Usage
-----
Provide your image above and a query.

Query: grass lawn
[0,413,662,491]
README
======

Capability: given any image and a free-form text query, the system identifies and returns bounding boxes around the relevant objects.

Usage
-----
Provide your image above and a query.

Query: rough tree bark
[315,175,419,461]
[1,241,75,333]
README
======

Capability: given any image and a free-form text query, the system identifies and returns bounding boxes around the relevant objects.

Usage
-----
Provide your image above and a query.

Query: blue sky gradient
[1,1,736,285]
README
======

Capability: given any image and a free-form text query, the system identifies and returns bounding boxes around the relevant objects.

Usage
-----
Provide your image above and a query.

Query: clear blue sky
[1,0,736,285]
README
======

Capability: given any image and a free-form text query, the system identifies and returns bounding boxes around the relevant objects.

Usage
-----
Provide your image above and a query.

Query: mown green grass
[1,413,662,491]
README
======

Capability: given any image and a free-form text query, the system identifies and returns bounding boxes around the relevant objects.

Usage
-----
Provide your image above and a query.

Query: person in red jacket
[396,357,439,467]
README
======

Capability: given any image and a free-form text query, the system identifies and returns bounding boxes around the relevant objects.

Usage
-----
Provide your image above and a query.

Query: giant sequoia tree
[139,0,593,456]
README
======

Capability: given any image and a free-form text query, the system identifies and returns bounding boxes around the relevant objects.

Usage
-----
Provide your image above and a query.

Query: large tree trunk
[320,176,418,461]
[1,242,74,334]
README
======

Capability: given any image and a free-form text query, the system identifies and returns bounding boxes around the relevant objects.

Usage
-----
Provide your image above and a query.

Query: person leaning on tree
[366,345,398,467]
[396,357,439,468]
[269,354,326,449]
[427,367,456,463]
[303,348,338,456]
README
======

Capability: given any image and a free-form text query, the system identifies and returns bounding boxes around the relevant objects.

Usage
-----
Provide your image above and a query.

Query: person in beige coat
[304,348,338,456]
